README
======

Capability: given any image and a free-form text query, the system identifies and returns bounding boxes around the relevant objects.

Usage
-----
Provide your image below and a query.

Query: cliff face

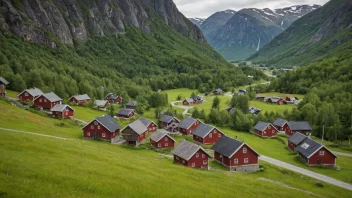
[0,0,205,46]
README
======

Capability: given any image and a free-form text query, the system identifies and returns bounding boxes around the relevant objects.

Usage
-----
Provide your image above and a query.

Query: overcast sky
[174,0,329,18]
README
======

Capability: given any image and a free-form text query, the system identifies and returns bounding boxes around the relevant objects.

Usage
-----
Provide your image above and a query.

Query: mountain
[249,0,352,67]
[201,5,320,61]
[189,18,206,27]
[0,0,251,100]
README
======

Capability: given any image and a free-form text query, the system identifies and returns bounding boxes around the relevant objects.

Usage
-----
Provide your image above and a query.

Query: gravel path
[260,155,352,191]
[170,101,195,115]
[0,127,74,141]
[333,151,352,158]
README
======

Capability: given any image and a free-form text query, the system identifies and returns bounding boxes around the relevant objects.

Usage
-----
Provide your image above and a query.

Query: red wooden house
[159,115,180,132]
[178,117,200,135]
[69,94,91,105]
[0,77,9,97]
[33,92,63,110]
[117,109,135,119]
[273,118,289,132]
[192,123,224,144]
[150,129,176,149]
[287,132,307,152]
[172,140,211,168]
[95,100,109,109]
[82,115,121,142]
[253,122,278,137]
[212,136,260,172]
[295,138,337,167]
[138,118,157,132]
[183,98,194,105]
[121,120,148,146]
[18,88,43,102]
[268,97,284,105]
[287,121,312,136]
[125,101,138,110]
[105,93,121,104]
[50,104,75,119]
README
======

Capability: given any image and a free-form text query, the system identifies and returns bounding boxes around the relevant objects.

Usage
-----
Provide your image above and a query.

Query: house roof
[38,92,62,102]
[214,88,223,93]
[51,104,74,112]
[160,115,177,123]
[288,121,312,131]
[192,123,219,138]
[82,115,121,132]
[269,97,282,103]
[212,136,260,158]
[150,130,176,142]
[238,89,246,93]
[249,107,261,115]
[117,108,134,116]
[273,118,288,127]
[288,132,307,146]
[106,93,119,99]
[295,138,321,158]
[0,77,9,85]
[184,98,194,103]
[126,120,148,135]
[126,101,138,107]
[254,121,271,132]
[70,94,90,101]
[138,117,154,127]
[172,140,210,160]
[95,100,108,107]
[178,117,197,129]
[18,88,43,97]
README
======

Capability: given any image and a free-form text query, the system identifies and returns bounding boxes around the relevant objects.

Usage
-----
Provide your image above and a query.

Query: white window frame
[319,151,325,156]
[164,137,168,141]
[234,158,238,164]
[102,133,106,138]
[91,125,94,129]
[39,99,42,102]
[272,130,275,133]
[209,133,213,138]
[87,132,90,136]
[243,147,247,154]
[202,154,205,158]
[192,162,195,167]
[176,156,179,160]
[182,160,185,164]
[44,99,47,102]
[203,160,207,165]
[196,153,199,158]
[97,125,101,130]
[165,143,168,147]
[25,93,28,96]
[268,126,271,129]
[94,121,98,125]
[158,143,161,148]
[244,158,249,163]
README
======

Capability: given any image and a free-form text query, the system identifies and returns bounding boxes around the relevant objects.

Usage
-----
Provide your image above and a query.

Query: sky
[173,0,329,18]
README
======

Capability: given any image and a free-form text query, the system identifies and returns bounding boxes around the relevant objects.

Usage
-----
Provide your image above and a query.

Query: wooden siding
[173,149,209,168]
[83,121,119,141]
[150,136,175,149]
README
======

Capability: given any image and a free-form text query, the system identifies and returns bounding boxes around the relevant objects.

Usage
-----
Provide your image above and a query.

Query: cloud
[173,0,330,18]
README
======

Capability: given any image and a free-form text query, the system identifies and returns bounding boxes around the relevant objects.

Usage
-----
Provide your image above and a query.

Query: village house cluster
[256,95,300,105]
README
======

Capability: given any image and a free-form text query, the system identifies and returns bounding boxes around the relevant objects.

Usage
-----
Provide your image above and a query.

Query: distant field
[73,106,107,122]
[162,88,197,103]
[249,100,296,114]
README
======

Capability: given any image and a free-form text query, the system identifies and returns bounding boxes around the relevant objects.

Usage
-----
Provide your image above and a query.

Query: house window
[165,143,168,147]
[196,153,199,158]
[94,121,98,125]
[182,160,185,164]
[164,137,168,141]
[98,125,101,130]
[158,143,161,148]
[39,99,42,102]
[209,133,213,138]
[91,125,94,129]
[87,132,90,136]
[234,159,238,164]
[268,126,271,129]
[176,156,179,160]
[214,130,217,134]
[192,162,195,167]
[218,133,221,137]
[244,158,249,163]
[102,133,106,138]
[203,160,207,165]
[272,130,275,133]
[65,108,69,112]
[25,93,28,96]
[202,154,205,158]
[243,148,247,154]
[44,99,47,102]
[319,151,325,156]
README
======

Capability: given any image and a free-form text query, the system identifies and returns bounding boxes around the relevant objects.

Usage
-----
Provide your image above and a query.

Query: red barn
[159,115,180,132]
[95,100,109,109]
[150,129,176,149]
[33,92,63,110]
[212,136,260,172]
[287,132,307,152]
[51,104,75,119]
[192,123,224,144]
[82,115,121,142]
[183,98,194,105]
[295,138,337,167]
[121,120,148,146]
[18,88,43,102]
[138,117,157,132]
[172,140,211,168]
[125,101,138,110]
[253,122,278,137]
[69,94,91,105]
[287,121,312,136]
[105,93,121,104]
[268,97,284,105]
[178,117,200,135]
[117,109,135,119]
[273,118,288,131]
[0,77,9,97]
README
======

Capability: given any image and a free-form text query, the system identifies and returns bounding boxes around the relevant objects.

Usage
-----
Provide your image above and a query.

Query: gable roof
[35,92,62,102]
[295,138,337,159]
[192,123,221,138]
[160,115,178,123]
[18,88,43,97]
[106,93,119,99]
[214,88,223,93]
[125,120,148,135]
[150,130,176,142]
[0,77,9,85]
[172,140,211,160]
[288,121,312,131]
[50,104,74,112]
[288,132,307,146]
[238,89,246,93]
[117,108,134,116]
[184,98,194,103]
[273,118,288,127]
[269,97,283,103]
[254,122,273,132]
[82,115,121,132]
[138,117,154,127]
[70,94,90,101]
[126,101,138,107]
[95,100,108,107]
[178,117,198,129]
[212,136,260,158]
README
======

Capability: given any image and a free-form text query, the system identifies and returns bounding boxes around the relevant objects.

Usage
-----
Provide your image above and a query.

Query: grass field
[256,92,305,99]
[6,90,18,98]
[249,100,296,114]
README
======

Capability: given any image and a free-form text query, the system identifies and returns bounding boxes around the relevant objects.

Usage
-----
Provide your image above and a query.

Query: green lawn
[73,106,107,123]
[6,90,18,98]
[162,88,198,103]
[249,100,296,114]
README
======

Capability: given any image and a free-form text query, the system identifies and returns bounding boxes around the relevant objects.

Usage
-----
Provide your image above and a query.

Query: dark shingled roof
[150,130,175,142]
[273,118,288,127]
[288,121,312,131]
[0,77,9,85]
[93,115,121,132]
[70,94,90,101]
[138,118,153,127]
[254,122,271,132]
[95,100,108,107]
[106,93,119,99]
[178,117,197,129]
[126,101,138,107]
[288,132,307,146]
[172,140,210,160]
[295,138,323,158]
[43,92,62,102]
[192,123,217,138]
[117,109,134,116]
[51,104,74,112]
[18,88,43,97]
[127,120,148,135]
[211,136,244,158]
[160,115,176,123]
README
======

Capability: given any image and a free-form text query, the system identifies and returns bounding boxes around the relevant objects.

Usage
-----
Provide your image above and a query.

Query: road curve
[260,155,352,191]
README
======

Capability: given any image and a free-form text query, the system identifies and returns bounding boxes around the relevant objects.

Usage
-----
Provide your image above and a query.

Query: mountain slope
[249,0,352,67]
[204,5,319,61]
[189,18,206,27]
[0,0,249,100]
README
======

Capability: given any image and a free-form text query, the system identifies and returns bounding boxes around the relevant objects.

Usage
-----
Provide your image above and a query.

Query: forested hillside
[249,0,352,67]
[0,0,253,101]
